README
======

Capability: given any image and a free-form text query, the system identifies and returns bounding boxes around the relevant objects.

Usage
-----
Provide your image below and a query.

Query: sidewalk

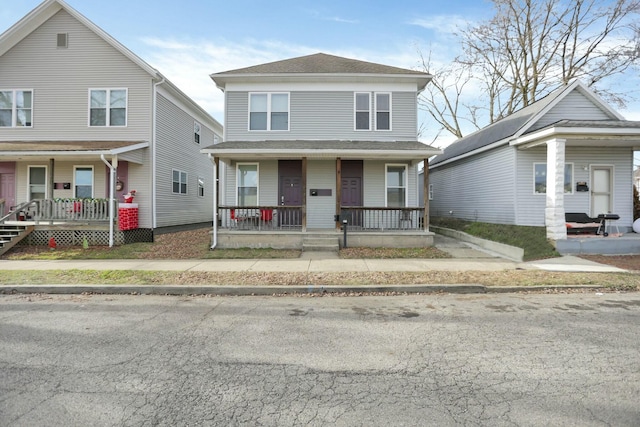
[0,234,625,274]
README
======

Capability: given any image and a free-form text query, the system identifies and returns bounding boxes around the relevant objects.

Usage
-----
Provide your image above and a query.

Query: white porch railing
[1,199,116,224]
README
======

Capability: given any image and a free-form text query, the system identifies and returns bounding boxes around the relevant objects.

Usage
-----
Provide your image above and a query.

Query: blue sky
[1,0,639,148]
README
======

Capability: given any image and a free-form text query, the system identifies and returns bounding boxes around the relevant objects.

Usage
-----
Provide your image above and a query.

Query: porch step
[0,225,34,257]
[302,237,339,252]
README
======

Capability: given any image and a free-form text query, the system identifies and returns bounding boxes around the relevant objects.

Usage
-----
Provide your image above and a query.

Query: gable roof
[429,80,623,167]
[211,53,432,91]
[0,0,221,130]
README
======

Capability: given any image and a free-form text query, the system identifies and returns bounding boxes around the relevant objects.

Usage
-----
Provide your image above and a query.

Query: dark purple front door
[279,160,303,226]
[341,160,363,226]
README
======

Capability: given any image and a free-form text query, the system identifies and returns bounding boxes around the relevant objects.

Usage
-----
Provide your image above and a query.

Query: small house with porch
[428,80,640,254]
[201,53,441,250]
[0,0,222,253]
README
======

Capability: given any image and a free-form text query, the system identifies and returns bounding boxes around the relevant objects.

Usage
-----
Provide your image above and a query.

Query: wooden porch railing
[1,199,116,224]
[219,206,303,231]
[217,205,426,232]
[340,207,426,231]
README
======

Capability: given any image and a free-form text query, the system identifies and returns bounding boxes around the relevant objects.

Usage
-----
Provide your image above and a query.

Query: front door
[278,160,302,226]
[0,172,15,215]
[591,166,613,216]
[341,160,363,226]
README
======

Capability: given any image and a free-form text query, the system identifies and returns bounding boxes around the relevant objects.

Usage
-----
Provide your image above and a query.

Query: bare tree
[421,0,640,138]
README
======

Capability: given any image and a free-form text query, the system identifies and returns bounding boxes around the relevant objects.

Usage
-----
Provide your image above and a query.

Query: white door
[591,166,613,216]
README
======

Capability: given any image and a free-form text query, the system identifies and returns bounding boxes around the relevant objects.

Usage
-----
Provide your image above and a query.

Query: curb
[0,284,604,296]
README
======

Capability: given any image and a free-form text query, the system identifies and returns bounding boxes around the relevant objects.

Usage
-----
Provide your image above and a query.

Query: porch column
[301,157,307,232]
[423,159,429,231]
[48,159,54,199]
[545,138,567,240]
[335,158,342,230]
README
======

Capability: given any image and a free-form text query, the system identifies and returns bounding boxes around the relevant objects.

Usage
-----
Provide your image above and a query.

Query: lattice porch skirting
[20,228,154,246]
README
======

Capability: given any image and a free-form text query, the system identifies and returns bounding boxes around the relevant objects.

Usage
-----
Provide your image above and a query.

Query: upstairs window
[89,89,127,126]
[375,93,391,130]
[194,121,201,144]
[0,90,33,127]
[249,93,289,131]
[355,92,370,130]
[197,177,205,197]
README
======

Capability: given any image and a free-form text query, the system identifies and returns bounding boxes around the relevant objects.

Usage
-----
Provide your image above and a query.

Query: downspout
[152,75,165,230]
[208,154,218,249]
[101,154,117,247]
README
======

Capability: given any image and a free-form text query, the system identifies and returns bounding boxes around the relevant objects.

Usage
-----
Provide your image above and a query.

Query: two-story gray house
[201,53,441,250]
[0,0,222,251]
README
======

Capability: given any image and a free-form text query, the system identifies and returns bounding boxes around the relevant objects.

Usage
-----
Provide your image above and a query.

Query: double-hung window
[89,89,127,126]
[28,166,46,200]
[355,92,370,130]
[386,164,407,207]
[197,177,205,197]
[237,163,258,206]
[249,93,289,131]
[173,169,187,194]
[0,89,33,127]
[194,121,201,144]
[534,163,573,194]
[74,166,94,198]
[375,93,391,130]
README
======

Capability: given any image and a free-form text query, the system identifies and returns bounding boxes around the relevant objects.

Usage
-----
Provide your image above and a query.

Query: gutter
[152,75,165,229]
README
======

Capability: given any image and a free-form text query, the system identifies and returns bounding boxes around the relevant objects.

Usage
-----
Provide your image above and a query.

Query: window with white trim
[28,166,46,200]
[74,166,94,198]
[172,169,187,194]
[197,176,205,197]
[194,121,201,144]
[0,90,33,127]
[249,93,289,131]
[386,164,407,207]
[355,92,370,130]
[534,163,573,194]
[89,89,127,126]
[237,163,258,206]
[375,93,391,130]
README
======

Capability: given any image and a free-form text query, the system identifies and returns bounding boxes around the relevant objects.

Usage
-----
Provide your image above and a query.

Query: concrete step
[302,237,339,252]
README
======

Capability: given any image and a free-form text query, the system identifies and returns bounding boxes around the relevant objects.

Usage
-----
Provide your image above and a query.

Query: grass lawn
[431,217,559,261]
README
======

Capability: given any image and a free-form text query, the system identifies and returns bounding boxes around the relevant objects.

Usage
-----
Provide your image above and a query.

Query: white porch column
[545,138,567,240]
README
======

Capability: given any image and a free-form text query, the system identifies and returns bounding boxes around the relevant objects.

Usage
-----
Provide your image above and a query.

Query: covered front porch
[202,140,441,249]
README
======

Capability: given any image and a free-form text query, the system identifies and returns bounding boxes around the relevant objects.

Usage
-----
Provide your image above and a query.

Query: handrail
[0,200,38,224]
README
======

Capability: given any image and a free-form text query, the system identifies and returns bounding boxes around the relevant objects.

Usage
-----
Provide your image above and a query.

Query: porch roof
[512,120,640,148]
[0,141,149,161]
[200,140,441,160]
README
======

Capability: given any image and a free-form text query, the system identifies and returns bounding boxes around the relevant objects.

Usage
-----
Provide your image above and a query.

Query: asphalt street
[1,292,639,426]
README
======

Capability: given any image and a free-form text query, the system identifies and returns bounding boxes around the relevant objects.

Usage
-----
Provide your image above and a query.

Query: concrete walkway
[0,234,626,274]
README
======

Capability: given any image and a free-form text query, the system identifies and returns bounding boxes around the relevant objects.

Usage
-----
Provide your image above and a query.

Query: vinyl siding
[223,159,278,205]
[533,90,612,130]
[307,160,336,228]
[515,147,633,227]
[15,161,107,202]
[363,161,418,206]
[0,9,152,142]
[429,145,517,224]
[225,91,418,141]
[154,94,214,227]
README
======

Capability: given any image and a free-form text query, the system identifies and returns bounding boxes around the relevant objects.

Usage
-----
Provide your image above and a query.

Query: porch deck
[557,233,640,255]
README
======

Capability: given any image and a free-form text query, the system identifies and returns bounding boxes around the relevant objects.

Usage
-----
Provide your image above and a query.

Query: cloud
[325,16,359,24]
[409,15,471,35]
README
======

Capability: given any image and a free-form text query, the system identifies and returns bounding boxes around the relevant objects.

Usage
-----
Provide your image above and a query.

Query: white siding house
[202,53,441,249]
[0,0,222,247]
[429,80,640,252]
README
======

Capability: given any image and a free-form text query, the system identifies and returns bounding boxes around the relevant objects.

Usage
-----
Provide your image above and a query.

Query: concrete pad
[299,252,339,260]
[524,255,627,273]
